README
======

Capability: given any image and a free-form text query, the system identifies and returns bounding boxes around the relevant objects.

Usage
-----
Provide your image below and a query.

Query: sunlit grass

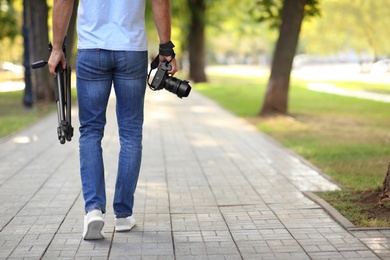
[0,90,56,139]
[195,74,267,117]
[0,69,78,139]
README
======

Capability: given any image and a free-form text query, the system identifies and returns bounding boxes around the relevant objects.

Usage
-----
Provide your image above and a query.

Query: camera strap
[150,55,160,70]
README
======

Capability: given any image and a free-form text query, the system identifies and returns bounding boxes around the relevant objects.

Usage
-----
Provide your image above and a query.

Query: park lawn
[195,74,390,227]
[0,70,77,139]
[0,90,55,139]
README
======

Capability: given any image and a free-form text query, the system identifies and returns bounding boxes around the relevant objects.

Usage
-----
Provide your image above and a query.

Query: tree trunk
[187,0,207,83]
[259,0,306,116]
[383,163,390,194]
[22,0,33,108]
[27,0,54,103]
[379,162,390,204]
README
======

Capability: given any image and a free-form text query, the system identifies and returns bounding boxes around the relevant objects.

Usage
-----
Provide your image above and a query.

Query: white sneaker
[115,216,136,232]
[82,209,105,240]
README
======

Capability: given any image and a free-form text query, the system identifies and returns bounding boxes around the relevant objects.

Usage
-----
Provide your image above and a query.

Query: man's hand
[49,0,74,76]
[48,49,66,76]
[159,55,178,75]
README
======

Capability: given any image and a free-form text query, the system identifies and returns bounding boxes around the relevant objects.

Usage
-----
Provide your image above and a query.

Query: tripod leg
[65,66,73,141]
[56,67,66,144]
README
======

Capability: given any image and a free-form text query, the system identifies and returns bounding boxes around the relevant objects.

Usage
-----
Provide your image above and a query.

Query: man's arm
[151,0,178,75]
[48,0,74,76]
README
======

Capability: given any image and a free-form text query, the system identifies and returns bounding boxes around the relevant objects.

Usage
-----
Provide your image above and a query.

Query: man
[48,0,178,240]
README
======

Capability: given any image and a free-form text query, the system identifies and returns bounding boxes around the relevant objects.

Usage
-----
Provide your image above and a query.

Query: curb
[303,191,356,229]
[304,191,390,232]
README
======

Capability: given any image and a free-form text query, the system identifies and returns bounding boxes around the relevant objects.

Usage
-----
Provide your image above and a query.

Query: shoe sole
[115,224,135,232]
[83,219,104,240]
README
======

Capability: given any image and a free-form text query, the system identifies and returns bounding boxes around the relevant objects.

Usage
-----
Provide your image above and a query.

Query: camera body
[150,62,191,98]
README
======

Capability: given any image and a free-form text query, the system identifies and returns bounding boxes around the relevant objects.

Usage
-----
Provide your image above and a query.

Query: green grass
[0,90,55,139]
[195,75,267,117]
[195,73,390,227]
[0,70,77,139]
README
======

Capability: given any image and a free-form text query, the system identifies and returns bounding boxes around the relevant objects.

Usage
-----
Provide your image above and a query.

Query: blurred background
[1,0,389,105]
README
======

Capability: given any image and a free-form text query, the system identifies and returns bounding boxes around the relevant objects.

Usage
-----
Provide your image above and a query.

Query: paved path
[0,90,389,259]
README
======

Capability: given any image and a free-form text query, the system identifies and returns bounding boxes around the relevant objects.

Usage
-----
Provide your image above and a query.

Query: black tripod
[31,39,74,144]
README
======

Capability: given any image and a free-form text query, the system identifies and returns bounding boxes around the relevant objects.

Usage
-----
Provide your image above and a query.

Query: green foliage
[145,0,390,63]
[0,0,22,63]
[252,0,284,29]
[300,0,390,57]
[0,0,19,40]
[205,0,278,64]
[252,0,320,29]
[304,0,321,18]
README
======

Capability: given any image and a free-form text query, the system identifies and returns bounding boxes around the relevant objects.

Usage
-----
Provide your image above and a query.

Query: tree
[187,0,207,82]
[22,0,32,108]
[381,163,390,205]
[256,0,319,116]
[26,0,54,102]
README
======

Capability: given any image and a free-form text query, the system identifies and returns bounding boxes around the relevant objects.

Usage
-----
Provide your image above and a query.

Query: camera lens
[164,77,191,98]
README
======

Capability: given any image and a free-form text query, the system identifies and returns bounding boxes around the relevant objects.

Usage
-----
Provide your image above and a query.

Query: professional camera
[148,61,191,98]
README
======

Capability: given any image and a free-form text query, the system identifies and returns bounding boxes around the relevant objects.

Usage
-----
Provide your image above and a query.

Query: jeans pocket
[76,49,102,80]
[122,51,148,79]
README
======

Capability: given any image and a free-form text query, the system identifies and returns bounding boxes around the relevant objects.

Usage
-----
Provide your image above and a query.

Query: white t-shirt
[77,0,148,51]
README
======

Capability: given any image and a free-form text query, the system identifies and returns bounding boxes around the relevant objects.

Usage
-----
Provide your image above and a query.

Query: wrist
[159,41,175,57]
[51,43,63,52]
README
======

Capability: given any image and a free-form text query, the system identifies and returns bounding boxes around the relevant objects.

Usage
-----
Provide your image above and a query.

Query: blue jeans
[76,49,147,218]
